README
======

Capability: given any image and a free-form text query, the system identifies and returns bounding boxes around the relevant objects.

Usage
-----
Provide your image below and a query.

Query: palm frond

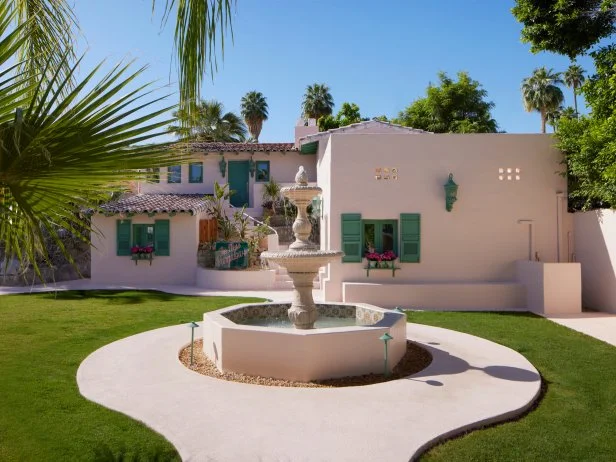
[13,0,78,93]
[0,57,183,278]
[155,0,235,115]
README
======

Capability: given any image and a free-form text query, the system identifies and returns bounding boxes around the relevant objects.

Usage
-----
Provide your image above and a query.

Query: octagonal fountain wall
[202,302,407,382]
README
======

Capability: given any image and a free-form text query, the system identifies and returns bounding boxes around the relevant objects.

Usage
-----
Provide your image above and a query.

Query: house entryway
[228,161,249,207]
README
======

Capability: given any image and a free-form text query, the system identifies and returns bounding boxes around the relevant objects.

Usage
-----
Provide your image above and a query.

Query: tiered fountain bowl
[202,167,406,382]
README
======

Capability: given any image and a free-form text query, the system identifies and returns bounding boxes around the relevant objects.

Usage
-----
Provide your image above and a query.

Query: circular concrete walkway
[77,323,541,462]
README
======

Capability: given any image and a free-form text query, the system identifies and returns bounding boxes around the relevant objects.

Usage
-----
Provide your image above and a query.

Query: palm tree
[0,1,179,277]
[240,91,268,142]
[521,67,565,133]
[302,83,334,123]
[564,64,585,116]
[170,100,246,142]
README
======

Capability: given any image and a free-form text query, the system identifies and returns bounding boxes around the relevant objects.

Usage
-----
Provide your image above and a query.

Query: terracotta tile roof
[187,142,297,153]
[98,194,207,215]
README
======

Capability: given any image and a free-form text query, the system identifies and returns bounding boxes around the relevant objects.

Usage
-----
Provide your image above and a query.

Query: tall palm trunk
[573,88,578,115]
[541,108,547,133]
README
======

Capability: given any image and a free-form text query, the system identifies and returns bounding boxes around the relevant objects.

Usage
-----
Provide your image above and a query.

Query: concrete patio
[77,322,542,461]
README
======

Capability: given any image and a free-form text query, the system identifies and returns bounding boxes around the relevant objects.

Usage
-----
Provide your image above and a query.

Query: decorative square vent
[498,167,521,181]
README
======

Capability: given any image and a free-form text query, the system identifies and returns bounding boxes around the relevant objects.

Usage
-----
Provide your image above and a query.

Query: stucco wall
[318,133,571,302]
[91,213,201,285]
[139,152,317,213]
[574,210,616,313]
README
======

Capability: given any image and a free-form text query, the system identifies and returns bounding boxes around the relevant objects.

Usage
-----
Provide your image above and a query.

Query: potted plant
[261,178,280,217]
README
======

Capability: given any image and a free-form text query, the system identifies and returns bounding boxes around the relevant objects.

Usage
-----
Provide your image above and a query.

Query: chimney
[294,118,318,147]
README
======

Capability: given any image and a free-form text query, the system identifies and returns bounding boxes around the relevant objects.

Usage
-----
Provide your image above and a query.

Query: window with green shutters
[189,162,203,183]
[341,214,362,262]
[399,213,420,262]
[154,220,170,256]
[116,220,132,256]
[116,219,171,257]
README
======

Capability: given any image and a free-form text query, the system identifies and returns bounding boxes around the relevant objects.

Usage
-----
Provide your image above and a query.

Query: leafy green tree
[170,100,246,142]
[546,106,576,132]
[512,0,616,59]
[316,102,364,131]
[522,67,565,133]
[558,46,616,209]
[240,91,268,142]
[564,64,586,115]
[302,83,334,123]
[394,71,498,133]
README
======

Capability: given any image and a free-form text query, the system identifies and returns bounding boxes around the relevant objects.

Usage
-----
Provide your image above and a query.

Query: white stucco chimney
[294,118,318,147]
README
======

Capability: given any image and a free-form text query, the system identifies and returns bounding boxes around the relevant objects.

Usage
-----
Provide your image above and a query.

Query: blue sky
[75,0,597,141]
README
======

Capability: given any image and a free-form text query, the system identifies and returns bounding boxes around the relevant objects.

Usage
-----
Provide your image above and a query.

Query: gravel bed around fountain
[180,338,432,388]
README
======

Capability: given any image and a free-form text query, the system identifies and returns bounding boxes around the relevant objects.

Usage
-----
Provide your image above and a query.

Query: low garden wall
[342,282,526,310]
[515,261,581,315]
[196,268,276,290]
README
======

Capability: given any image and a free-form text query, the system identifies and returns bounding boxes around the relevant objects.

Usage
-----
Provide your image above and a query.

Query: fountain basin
[202,302,407,382]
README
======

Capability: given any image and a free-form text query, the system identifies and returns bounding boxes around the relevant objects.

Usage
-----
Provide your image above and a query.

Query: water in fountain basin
[240,316,361,329]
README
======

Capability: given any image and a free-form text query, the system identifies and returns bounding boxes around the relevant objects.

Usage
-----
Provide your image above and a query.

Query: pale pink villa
[91,120,582,314]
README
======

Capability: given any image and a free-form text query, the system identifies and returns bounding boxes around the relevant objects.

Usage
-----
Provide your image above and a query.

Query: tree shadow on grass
[39,290,181,305]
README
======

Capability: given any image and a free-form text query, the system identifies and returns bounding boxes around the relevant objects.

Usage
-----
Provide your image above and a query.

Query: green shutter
[400,214,420,262]
[116,220,132,256]
[341,213,362,262]
[155,220,170,256]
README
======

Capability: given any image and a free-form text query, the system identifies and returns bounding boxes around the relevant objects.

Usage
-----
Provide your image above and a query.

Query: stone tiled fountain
[202,167,407,381]
[260,166,343,329]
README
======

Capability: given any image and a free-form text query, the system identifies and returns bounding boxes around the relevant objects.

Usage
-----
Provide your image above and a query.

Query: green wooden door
[228,161,249,207]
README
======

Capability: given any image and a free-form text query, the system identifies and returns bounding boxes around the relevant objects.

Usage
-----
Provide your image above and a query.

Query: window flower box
[131,246,154,265]
[365,251,398,276]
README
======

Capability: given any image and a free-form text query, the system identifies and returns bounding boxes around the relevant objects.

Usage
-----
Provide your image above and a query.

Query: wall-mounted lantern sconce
[249,156,256,178]
[219,155,227,178]
[444,173,458,212]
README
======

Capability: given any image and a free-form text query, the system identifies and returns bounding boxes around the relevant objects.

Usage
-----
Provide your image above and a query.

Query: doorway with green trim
[228,161,250,207]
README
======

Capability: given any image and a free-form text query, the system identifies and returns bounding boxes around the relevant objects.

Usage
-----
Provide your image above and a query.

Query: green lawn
[0,290,264,462]
[408,311,616,462]
[1,293,615,461]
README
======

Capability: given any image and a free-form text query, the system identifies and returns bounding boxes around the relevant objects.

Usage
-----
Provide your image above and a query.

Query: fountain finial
[295,166,308,186]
